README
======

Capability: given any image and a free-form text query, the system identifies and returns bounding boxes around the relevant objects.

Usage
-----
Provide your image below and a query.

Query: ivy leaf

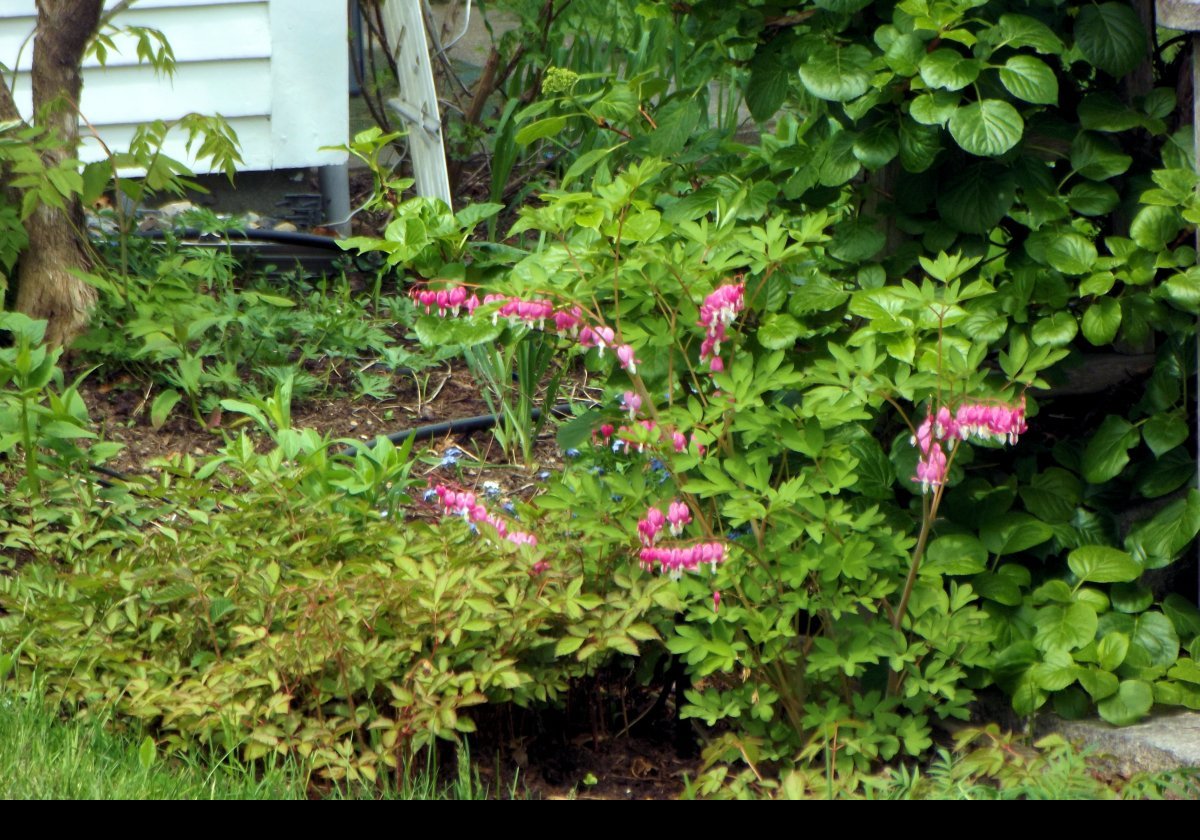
[919,49,981,91]
[1067,545,1141,584]
[1045,232,1097,275]
[1081,297,1122,345]
[798,44,873,102]
[1097,679,1154,726]
[1143,412,1188,458]
[1070,132,1132,180]
[1067,181,1120,216]
[1075,2,1147,78]
[948,100,1024,157]
[981,511,1054,556]
[1130,205,1184,251]
[998,55,1058,105]
[1081,415,1140,484]
[937,163,1016,233]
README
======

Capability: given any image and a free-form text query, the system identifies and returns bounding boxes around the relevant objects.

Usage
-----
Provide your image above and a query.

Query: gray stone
[1157,0,1200,31]
[1041,712,1200,776]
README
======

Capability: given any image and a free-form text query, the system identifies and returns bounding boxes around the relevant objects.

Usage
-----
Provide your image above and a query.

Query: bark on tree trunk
[9,0,103,347]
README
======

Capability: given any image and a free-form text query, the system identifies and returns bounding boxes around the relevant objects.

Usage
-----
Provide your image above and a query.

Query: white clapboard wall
[0,0,348,173]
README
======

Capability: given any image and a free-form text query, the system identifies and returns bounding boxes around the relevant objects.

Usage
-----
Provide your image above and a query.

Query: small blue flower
[589,465,606,476]
[422,489,438,502]
[649,458,665,472]
[482,481,502,498]
[564,448,581,458]
[502,501,517,515]
[610,494,623,503]
[439,447,464,467]
[537,470,552,481]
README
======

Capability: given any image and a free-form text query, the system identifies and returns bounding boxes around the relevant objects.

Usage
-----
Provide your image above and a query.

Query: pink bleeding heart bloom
[672,431,687,453]
[616,344,639,375]
[667,500,692,536]
[638,541,727,580]
[713,590,721,613]
[910,397,1026,493]
[637,506,667,547]
[622,390,642,420]
[698,283,744,374]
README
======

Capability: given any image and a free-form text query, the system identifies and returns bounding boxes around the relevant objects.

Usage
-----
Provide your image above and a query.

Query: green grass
[0,691,503,800]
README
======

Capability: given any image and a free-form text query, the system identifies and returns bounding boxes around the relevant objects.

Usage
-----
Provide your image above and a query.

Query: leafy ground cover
[5,0,1200,800]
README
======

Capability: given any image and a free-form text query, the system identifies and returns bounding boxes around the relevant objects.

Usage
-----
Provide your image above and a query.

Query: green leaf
[1020,468,1082,523]
[1067,182,1120,216]
[998,55,1058,105]
[515,116,568,145]
[1031,311,1077,347]
[1081,415,1140,484]
[150,389,182,431]
[1078,92,1143,132]
[1097,679,1154,725]
[1074,2,1147,77]
[852,124,899,170]
[1168,658,1200,685]
[972,571,1024,606]
[919,49,981,91]
[910,92,960,126]
[1045,233,1096,275]
[995,14,1064,54]
[1068,545,1141,584]
[138,736,157,770]
[981,512,1054,556]
[1163,269,1200,314]
[757,313,802,350]
[1126,612,1180,669]
[1081,297,1122,345]
[924,534,988,575]
[553,636,585,657]
[1126,491,1200,569]
[1071,132,1132,180]
[1110,583,1153,614]
[1143,413,1188,458]
[948,100,1024,157]
[1097,632,1130,671]
[937,164,1015,233]
[413,315,502,349]
[898,117,942,173]
[1032,649,1079,691]
[1034,602,1098,652]
[646,100,700,157]
[829,218,885,261]
[798,44,873,102]
[1130,205,1184,251]
[1078,665,1120,700]
[746,47,791,122]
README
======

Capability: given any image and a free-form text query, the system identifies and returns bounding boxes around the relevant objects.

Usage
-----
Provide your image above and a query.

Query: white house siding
[0,0,347,172]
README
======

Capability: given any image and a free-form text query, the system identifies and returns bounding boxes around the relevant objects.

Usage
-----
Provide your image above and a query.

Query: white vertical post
[379,0,453,208]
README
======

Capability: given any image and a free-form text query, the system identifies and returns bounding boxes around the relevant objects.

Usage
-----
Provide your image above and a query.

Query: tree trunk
[9,0,103,347]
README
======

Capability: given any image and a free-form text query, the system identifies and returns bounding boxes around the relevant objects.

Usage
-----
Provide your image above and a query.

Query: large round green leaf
[1045,232,1097,275]
[1097,632,1131,671]
[1033,602,1098,652]
[910,91,959,126]
[1081,297,1122,345]
[1097,679,1154,725]
[1032,649,1079,691]
[998,55,1058,105]
[1067,545,1141,584]
[757,313,802,350]
[1070,132,1132,179]
[1019,467,1081,523]
[1075,2,1148,78]
[798,44,873,102]
[1067,182,1120,216]
[919,49,981,91]
[898,117,942,173]
[1126,611,1180,669]
[949,100,1024,156]
[1130,205,1184,251]
[852,124,900,170]
[1031,311,1078,347]
[1143,412,1188,458]
[1081,415,1140,484]
[1125,491,1200,569]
